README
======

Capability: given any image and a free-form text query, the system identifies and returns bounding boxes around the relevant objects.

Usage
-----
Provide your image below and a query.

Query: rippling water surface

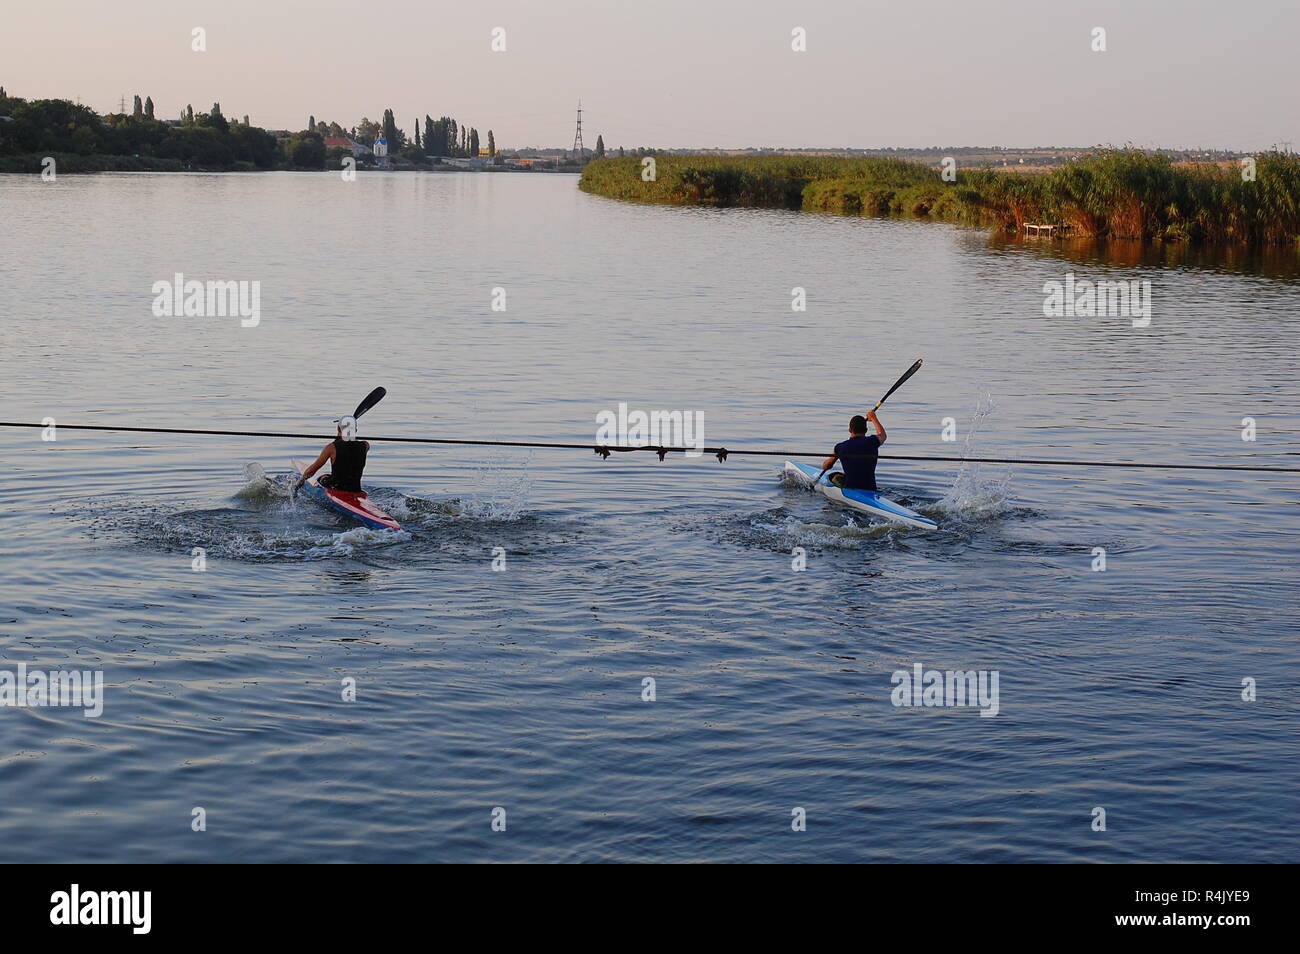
[1,171,1297,862]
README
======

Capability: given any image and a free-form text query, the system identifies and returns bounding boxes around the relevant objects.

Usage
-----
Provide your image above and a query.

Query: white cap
[337,415,358,440]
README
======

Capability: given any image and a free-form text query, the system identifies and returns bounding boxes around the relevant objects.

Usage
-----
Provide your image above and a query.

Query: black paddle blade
[875,359,923,409]
[352,387,387,420]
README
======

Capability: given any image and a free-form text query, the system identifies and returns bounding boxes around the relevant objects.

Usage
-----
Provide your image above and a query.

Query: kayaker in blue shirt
[821,411,886,491]
[295,415,369,493]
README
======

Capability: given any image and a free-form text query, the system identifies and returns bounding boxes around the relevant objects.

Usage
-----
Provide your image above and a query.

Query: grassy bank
[579,150,1300,245]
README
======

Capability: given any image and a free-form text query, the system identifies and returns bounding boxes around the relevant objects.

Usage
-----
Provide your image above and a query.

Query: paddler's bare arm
[868,409,887,444]
[821,452,838,470]
[296,443,335,487]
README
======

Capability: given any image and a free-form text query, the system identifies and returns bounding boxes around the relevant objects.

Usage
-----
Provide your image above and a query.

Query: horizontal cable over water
[2,421,1297,474]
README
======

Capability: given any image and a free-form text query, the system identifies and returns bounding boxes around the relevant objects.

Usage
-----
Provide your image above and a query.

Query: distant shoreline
[0,153,580,175]
[0,92,583,176]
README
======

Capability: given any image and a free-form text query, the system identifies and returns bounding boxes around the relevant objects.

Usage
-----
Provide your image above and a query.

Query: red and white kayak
[292,458,402,532]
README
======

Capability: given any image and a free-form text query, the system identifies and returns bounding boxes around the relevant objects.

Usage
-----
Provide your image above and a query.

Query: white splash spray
[460,451,534,521]
[936,393,1014,519]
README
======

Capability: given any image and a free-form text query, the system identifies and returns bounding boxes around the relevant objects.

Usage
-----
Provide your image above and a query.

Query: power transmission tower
[571,100,585,157]
[118,95,128,115]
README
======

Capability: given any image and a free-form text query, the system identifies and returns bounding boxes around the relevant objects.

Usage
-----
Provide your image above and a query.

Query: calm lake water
[1,171,1297,863]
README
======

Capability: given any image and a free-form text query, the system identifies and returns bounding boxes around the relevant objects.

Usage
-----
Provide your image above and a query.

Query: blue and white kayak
[292,458,402,532]
[783,460,938,530]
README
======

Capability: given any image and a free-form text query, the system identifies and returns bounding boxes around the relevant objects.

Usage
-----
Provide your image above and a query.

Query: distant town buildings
[441,156,490,169]
[323,136,368,158]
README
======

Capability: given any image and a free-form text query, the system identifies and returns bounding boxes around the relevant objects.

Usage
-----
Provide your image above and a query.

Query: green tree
[132,95,142,118]
[595,135,605,158]
[229,123,278,168]
[145,96,155,119]
[5,98,104,154]
[286,130,325,168]
[487,130,495,156]
[309,114,315,132]
[355,117,381,144]
[382,108,398,149]
[201,102,229,133]
[157,126,233,167]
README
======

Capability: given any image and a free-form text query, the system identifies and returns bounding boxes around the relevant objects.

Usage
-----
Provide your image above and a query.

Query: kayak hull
[292,458,402,531]
[783,460,938,530]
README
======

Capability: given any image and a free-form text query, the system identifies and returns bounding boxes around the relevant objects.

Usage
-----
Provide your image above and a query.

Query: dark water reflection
[983,231,1300,280]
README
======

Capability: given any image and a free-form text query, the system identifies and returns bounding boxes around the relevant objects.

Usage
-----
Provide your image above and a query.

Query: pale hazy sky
[4,0,1297,150]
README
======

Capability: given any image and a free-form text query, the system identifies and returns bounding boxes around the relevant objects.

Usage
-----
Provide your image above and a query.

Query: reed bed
[579,150,1300,245]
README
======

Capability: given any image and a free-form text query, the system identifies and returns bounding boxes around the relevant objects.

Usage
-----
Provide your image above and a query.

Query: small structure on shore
[373,135,391,169]
[1024,222,1072,237]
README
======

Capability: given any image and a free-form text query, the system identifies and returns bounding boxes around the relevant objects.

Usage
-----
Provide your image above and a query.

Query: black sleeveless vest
[330,439,367,492]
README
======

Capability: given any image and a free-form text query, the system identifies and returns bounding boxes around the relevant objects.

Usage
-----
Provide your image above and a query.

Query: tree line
[0,87,280,170]
[306,107,494,161]
[0,87,503,171]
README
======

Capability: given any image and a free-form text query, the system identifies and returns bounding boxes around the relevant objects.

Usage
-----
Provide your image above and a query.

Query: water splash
[234,461,290,503]
[302,524,410,558]
[457,451,534,521]
[934,394,1014,520]
[750,511,896,549]
[391,493,462,519]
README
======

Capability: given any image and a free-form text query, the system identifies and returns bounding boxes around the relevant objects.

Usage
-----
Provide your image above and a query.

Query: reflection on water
[984,231,1300,279]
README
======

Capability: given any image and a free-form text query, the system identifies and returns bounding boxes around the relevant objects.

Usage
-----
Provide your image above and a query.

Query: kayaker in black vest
[295,414,369,493]
[821,411,887,491]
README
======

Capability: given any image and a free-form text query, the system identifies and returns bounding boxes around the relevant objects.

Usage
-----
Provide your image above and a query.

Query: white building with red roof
[323,136,369,158]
